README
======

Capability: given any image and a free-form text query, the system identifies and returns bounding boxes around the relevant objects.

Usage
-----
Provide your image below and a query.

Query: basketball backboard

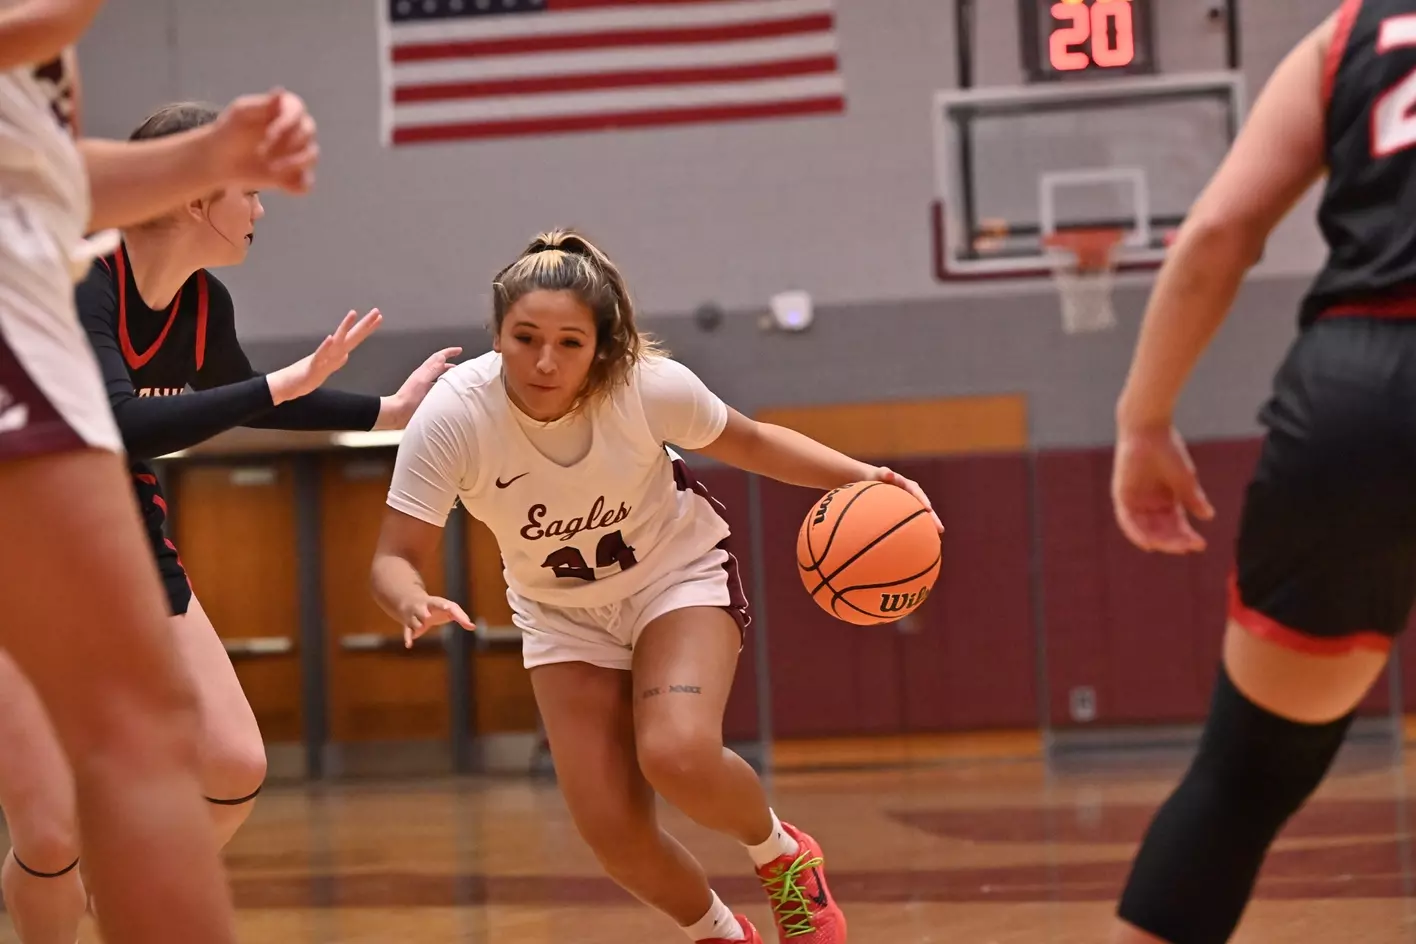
[931,70,1245,281]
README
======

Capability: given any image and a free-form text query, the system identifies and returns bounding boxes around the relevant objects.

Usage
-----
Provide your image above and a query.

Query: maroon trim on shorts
[0,321,86,461]
[671,455,752,636]
[715,536,752,636]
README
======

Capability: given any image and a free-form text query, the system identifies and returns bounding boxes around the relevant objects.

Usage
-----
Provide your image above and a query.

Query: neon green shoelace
[761,850,827,938]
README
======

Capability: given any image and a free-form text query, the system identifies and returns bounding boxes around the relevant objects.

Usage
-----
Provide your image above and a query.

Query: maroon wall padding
[1184,439,1261,698]
[1038,442,1249,727]
[896,455,1038,732]
[698,435,1414,741]
[1036,448,1116,727]
[1097,451,1211,725]
[748,456,1038,738]
[757,475,904,738]
[1040,437,1399,729]
[686,465,761,742]
[1398,627,1416,715]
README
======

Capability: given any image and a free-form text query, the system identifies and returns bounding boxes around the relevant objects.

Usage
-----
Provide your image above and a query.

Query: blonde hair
[492,229,661,413]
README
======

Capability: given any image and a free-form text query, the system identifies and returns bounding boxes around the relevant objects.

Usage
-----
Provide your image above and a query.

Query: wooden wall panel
[464,515,539,734]
[321,453,449,743]
[172,461,302,743]
[473,650,540,734]
[757,393,1028,457]
[179,419,1414,754]
[466,516,514,630]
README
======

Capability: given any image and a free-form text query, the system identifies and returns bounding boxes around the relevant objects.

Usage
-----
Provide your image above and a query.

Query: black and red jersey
[76,243,380,460]
[1303,0,1416,324]
[76,242,384,615]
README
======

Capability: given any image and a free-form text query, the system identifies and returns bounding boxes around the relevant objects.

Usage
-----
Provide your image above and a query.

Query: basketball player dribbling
[0,97,460,944]
[0,2,322,943]
[372,230,943,944]
[1109,3,1416,941]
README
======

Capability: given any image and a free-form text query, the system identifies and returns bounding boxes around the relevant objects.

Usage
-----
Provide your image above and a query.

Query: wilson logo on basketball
[811,487,842,526]
[879,585,931,614]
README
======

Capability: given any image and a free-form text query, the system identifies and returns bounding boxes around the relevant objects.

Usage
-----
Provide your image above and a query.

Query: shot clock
[932,0,1240,284]
[1019,0,1156,82]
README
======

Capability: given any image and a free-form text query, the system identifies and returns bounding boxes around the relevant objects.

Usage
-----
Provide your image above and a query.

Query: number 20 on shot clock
[1019,0,1156,82]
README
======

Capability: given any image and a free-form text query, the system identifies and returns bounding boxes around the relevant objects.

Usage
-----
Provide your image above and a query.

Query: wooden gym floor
[10,733,1416,943]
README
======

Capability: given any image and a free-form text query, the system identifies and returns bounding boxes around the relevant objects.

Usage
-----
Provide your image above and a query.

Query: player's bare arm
[695,408,943,532]
[1116,15,1333,433]
[370,508,474,647]
[0,0,102,73]
[80,89,317,232]
[1111,15,1332,555]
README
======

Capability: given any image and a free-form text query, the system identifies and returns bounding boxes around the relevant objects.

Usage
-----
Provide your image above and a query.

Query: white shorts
[0,208,121,461]
[513,545,750,671]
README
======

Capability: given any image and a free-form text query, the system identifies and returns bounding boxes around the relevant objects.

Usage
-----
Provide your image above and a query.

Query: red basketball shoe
[754,822,846,942]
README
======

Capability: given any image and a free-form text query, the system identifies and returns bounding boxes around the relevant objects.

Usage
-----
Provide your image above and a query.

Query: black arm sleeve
[243,389,381,432]
[192,278,382,433]
[76,268,276,460]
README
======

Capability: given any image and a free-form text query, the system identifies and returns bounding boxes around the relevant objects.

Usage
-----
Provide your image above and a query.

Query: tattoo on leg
[640,684,703,699]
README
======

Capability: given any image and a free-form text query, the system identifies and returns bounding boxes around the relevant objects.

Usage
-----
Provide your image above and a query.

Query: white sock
[683,891,742,941]
[744,809,800,869]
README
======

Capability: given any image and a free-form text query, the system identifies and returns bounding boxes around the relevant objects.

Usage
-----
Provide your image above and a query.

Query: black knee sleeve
[206,784,262,806]
[12,852,78,879]
[1116,663,1354,944]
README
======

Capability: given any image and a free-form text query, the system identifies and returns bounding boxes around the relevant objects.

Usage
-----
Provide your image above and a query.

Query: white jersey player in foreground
[0,3,322,943]
[372,229,941,944]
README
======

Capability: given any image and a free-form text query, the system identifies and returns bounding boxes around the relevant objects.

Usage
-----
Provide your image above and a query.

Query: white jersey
[388,352,735,608]
[0,44,113,285]
[0,39,122,458]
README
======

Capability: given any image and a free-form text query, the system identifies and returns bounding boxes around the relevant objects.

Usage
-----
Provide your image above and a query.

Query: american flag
[378,0,846,147]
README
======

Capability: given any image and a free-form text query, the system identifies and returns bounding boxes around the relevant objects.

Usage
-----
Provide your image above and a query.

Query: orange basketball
[796,481,941,626]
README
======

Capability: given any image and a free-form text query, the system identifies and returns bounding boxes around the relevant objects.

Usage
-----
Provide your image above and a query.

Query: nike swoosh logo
[809,867,828,907]
[495,473,529,489]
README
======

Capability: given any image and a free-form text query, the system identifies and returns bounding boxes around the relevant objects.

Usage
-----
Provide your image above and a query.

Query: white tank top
[441,352,732,609]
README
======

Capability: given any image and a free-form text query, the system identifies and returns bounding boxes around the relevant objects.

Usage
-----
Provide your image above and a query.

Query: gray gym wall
[77,0,1334,447]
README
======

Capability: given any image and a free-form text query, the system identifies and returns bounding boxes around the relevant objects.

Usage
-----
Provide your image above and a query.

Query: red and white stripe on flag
[378,0,846,146]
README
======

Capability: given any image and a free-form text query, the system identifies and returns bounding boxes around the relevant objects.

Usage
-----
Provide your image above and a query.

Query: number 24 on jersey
[542,530,639,582]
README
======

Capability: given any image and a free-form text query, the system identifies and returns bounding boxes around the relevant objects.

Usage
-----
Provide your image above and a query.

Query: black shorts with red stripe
[130,461,192,617]
[1231,313,1416,655]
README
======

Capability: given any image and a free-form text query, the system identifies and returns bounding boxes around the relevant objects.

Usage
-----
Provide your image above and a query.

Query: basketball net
[1042,229,1123,334]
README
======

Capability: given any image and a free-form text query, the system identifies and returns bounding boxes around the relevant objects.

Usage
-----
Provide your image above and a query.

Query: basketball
[796,481,941,625]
